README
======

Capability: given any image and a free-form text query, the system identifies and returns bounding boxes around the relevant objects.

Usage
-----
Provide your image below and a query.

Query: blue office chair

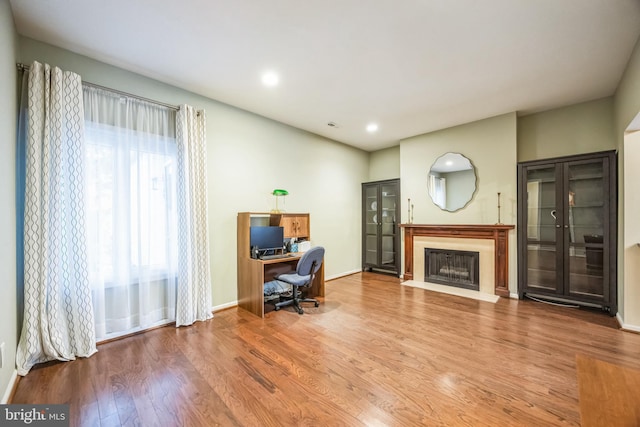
[274,246,325,315]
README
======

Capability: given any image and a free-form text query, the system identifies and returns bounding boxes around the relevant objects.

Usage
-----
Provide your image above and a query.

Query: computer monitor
[250,226,284,253]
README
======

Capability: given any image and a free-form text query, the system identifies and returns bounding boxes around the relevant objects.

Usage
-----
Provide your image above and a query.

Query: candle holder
[496,192,503,225]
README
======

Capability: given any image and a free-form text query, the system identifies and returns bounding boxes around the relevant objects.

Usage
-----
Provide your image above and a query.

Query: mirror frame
[427,152,477,212]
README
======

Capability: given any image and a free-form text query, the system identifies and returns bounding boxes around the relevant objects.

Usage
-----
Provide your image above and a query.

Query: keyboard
[260,254,292,260]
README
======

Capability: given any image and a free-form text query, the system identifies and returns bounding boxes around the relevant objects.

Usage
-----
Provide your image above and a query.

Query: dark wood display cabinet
[362,179,400,276]
[517,151,617,313]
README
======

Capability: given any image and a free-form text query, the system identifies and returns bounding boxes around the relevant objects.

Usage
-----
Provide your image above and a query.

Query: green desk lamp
[271,189,288,213]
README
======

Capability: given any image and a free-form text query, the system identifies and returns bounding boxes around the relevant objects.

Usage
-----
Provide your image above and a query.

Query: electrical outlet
[0,342,4,369]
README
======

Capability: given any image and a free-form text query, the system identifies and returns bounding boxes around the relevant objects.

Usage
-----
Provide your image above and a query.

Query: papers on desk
[263,280,292,296]
[297,241,311,252]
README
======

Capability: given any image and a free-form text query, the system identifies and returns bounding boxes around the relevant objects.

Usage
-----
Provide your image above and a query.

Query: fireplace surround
[400,224,515,297]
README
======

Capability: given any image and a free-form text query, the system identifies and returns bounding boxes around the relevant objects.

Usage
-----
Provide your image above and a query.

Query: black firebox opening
[424,248,480,291]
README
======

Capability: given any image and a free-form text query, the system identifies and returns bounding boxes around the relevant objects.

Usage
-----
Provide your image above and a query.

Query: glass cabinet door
[524,165,561,294]
[364,184,379,266]
[518,151,616,312]
[380,182,398,269]
[566,159,607,299]
[362,179,400,275]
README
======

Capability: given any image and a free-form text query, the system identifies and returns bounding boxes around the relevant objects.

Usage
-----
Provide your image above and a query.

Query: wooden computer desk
[237,212,325,318]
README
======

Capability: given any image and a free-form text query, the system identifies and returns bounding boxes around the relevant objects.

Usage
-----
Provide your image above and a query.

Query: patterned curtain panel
[16,62,97,376]
[175,105,213,326]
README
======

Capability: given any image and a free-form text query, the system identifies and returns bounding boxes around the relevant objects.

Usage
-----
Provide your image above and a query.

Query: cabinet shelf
[527,177,556,183]
[571,204,604,209]
[569,175,604,181]
[529,205,605,210]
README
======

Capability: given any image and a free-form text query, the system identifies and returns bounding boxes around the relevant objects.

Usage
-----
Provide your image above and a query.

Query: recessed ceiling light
[366,123,379,133]
[262,71,279,87]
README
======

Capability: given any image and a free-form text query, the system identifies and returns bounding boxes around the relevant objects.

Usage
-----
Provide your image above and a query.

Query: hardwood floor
[576,354,640,427]
[12,272,640,426]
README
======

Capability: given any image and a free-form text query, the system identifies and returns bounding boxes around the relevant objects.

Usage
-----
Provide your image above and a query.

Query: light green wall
[623,131,640,328]
[614,35,640,328]
[400,112,518,291]
[369,146,400,182]
[615,37,640,138]
[401,113,517,225]
[18,37,369,311]
[517,97,615,162]
[0,0,17,402]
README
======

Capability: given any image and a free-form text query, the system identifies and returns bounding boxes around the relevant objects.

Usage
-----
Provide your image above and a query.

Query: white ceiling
[9,0,640,152]
[430,152,473,173]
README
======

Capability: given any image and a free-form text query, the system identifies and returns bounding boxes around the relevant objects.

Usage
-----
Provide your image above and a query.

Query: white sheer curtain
[175,105,213,326]
[16,62,97,375]
[83,86,178,340]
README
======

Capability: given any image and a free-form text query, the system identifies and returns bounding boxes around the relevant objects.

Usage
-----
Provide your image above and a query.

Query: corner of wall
[0,0,19,402]
[1,370,18,404]
[615,33,640,329]
[617,312,640,333]
[368,145,400,182]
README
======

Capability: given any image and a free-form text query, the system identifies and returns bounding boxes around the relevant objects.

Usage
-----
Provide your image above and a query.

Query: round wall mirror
[428,152,477,212]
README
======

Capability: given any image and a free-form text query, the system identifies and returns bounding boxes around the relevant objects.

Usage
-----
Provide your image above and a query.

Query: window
[85,124,177,283]
[83,86,178,339]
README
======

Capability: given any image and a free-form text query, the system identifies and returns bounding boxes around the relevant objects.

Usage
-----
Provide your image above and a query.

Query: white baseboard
[326,269,361,281]
[1,370,18,404]
[510,292,519,299]
[617,313,640,333]
[211,300,237,313]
